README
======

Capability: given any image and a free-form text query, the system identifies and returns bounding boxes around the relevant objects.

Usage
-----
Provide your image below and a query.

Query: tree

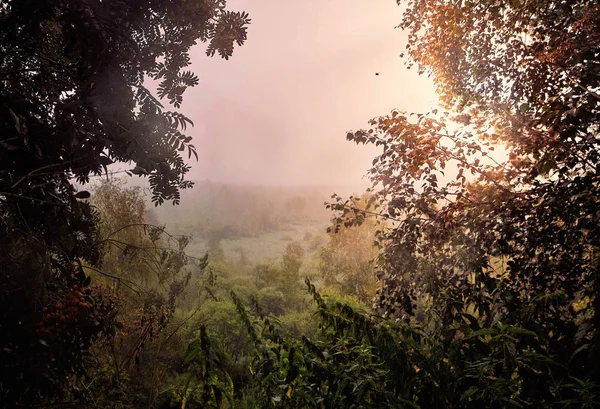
[320,195,379,303]
[330,0,600,406]
[0,1,249,405]
[282,242,304,280]
[86,179,210,407]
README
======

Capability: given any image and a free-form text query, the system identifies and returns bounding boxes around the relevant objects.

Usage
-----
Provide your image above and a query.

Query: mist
[177,0,438,187]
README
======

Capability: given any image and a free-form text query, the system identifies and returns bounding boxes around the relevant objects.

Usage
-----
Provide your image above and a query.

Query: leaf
[130,166,148,176]
[9,109,24,134]
[460,385,479,401]
[75,191,91,199]
[518,103,528,114]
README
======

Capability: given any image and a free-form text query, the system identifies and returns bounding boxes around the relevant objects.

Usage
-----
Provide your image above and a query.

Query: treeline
[150,181,345,239]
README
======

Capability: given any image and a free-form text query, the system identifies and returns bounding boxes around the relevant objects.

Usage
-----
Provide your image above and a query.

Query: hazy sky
[178,0,439,186]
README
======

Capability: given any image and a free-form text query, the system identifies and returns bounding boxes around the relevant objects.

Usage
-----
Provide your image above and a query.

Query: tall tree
[332,0,600,406]
[320,195,379,302]
[87,179,207,407]
[0,1,249,405]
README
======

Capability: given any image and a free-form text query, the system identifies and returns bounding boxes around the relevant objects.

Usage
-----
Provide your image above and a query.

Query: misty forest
[1,0,600,408]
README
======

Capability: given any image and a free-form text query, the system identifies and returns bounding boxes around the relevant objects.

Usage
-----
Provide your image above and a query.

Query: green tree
[320,195,379,303]
[0,1,249,405]
[86,179,209,407]
[282,242,304,279]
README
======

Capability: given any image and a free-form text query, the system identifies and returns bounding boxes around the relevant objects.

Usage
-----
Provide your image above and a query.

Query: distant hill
[148,180,369,238]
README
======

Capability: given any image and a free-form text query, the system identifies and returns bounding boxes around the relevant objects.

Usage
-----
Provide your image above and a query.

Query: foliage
[5,0,599,406]
[163,325,235,409]
[0,0,248,404]
[230,282,402,408]
[85,179,209,408]
[1,0,249,205]
[201,278,593,409]
[193,298,255,388]
[321,195,380,302]
[327,0,600,406]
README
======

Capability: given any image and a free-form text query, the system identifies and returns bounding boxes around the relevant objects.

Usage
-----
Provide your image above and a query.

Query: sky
[177,0,439,187]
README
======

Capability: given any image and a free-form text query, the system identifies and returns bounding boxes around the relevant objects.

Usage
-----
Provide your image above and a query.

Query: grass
[185,222,329,265]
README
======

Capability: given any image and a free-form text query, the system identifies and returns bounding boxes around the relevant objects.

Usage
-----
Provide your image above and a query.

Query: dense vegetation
[1,0,599,408]
[0,0,249,405]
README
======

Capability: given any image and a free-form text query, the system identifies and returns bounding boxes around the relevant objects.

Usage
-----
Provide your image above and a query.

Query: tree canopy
[329,0,600,406]
[0,0,249,405]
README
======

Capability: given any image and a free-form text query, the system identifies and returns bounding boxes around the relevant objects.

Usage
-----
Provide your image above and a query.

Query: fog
[177,0,439,187]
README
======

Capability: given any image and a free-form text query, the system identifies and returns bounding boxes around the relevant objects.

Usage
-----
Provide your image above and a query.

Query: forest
[1,0,599,408]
